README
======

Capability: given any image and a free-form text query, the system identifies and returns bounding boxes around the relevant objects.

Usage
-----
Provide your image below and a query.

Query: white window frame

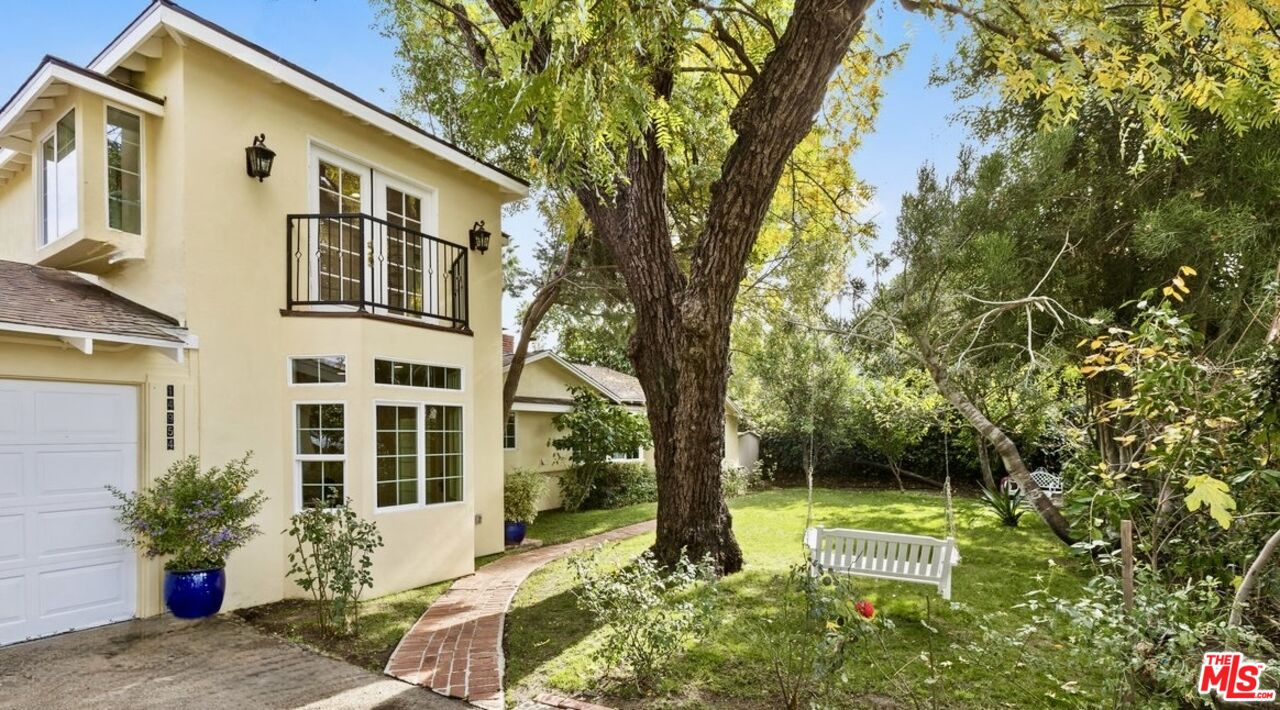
[371,354,465,392]
[287,354,348,386]
[104,102,144,236]
[608,447,645,463]
[293,400,348,511]
[372,399,467,513]
[504,412,517,450]
[37,107,79,247]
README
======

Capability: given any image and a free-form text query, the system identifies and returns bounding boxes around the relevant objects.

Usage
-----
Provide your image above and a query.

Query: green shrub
[560,462,658,512]
[721,461,766,498]
[110,453,266,572]
[569,549,717,693]
[504,468,546,524]
[285,501,384,635]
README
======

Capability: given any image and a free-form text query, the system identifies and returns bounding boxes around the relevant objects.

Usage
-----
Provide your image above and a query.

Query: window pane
[371,358,460,390]
[445,477,463,502]
[55,111,77,237]
[291,356,345,384]
[374,358,392,384]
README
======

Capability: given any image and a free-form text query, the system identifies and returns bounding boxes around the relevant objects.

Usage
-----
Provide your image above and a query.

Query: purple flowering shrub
[109,454,267,571]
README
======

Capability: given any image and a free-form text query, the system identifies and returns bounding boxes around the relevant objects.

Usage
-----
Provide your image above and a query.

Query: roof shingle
[0,260,186,344]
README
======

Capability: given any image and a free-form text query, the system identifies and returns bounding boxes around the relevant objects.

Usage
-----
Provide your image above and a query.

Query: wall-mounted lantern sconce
[245,134,276,182]
[469,220,491,254]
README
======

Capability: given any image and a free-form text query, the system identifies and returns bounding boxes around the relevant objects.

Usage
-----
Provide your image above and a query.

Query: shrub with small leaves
[110,453,266,572]
[285,500,384,635]
[569,548,717,693]
[504,468,546,524]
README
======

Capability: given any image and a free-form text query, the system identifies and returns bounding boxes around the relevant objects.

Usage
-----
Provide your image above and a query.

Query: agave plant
[980,483,1026,527]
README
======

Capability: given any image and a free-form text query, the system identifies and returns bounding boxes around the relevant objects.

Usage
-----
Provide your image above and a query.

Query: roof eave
[88,1,530,200]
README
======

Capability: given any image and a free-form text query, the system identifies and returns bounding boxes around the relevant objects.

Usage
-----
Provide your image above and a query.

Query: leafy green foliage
[110,453,266,572]
[849,371,944,486]
[552,386,651,511]
[504,468,547,524]
[285,501,384,635]
[979,484,1026,527]
[721,461,766,498]
[569,549,718,693]
[1019,571,1277,706]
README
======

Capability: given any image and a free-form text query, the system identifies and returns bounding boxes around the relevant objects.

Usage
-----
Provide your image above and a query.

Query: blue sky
[0,0,975,327]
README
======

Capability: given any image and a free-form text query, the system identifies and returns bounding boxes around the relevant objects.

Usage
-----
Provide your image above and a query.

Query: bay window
[375,402,463,510]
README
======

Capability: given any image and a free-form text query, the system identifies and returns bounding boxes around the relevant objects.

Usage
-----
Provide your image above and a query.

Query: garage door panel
[33,387,134,444]
[0,379,137,646]
[0,388,25,443]
[0,453,21,500]
[36,507,123,560]
[0,574,24,625]
[34,448,132,500]
[38,561,128,617]
[0,515,22,563]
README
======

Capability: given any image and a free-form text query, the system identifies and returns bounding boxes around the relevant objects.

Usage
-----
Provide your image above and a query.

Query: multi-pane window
[373,403,464,509]
[384,187,424,313]
[504,412,516,450]
[317,160,362,302]
[41,110,78,244]
[425,404,464,504]
[373,358,461,390]
[375,404,419,508]
[608,447,643,462]
[290,356,346,384]
[296,403,345,507]
[106,107,142,234]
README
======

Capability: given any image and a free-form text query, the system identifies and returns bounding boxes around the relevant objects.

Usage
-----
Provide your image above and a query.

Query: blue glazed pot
[504,521,527,546]
[164,568,226,619]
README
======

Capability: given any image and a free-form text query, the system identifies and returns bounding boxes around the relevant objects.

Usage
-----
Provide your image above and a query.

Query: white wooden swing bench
[804,527,961,600]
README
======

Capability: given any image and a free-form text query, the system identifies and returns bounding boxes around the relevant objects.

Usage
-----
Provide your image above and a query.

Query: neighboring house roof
[503,349,745,417]
[1,1,530,197]
[0,259,190,352]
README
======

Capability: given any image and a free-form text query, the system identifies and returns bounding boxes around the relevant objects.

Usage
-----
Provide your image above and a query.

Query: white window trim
[36,107,80,248]
[293,400,348,511]
[287,354,348,387]
[371,354,466,393]
[503,412,517,451]
[608,448,645,463]
[103,102,144,237]
[372,398,467,514]
[308,137,441,239]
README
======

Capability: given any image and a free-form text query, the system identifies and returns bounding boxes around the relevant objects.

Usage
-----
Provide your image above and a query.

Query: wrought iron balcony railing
[286,213,468,330]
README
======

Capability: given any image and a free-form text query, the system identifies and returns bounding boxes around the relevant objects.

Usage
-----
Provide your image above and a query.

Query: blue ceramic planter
[504,521,527,546]
[164,568,226,619]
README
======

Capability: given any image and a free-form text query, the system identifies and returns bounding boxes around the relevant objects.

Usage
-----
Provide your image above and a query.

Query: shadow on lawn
[503,586,597,689]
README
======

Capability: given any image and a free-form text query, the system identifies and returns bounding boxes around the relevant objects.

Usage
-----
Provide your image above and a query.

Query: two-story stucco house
[0,1,527,646]
[501,341,743,511]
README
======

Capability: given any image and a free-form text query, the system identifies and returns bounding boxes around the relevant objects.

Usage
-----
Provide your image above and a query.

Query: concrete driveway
[0,616,465,710]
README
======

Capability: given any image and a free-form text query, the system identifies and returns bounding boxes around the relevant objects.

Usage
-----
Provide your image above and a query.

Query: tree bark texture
[976,435,997,490]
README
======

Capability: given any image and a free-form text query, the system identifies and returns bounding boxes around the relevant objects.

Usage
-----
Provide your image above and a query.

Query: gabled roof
[503,349,745,417]
[0,0,528,197]
[0,56,167,184]
[0,259,192,356]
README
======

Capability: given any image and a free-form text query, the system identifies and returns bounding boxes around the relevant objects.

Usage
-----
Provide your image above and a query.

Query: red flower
[855,599,875,620]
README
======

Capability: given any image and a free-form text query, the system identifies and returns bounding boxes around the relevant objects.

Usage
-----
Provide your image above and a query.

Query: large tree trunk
[912,333,1076,545]
[502,240,577,419]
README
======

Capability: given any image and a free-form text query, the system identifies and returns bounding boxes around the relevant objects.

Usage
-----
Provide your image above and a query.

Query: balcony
[285,213,469,331]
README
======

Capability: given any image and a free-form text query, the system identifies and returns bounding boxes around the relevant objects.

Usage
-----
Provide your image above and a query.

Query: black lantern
[245,134,275,181]
[469,220,491,254]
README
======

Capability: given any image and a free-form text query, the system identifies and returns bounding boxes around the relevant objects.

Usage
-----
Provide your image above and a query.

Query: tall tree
[378,0,1280,570]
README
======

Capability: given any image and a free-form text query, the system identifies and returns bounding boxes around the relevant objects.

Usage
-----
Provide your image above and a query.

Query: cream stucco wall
[0,31,512,615]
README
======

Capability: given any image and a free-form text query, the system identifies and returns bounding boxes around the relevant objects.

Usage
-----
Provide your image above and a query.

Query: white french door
[311,148,370,305]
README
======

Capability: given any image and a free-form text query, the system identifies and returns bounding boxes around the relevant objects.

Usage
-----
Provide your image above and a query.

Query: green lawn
[505,488,1103,708]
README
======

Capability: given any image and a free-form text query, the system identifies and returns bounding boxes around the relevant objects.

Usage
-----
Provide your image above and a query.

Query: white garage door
[0,380,138,646]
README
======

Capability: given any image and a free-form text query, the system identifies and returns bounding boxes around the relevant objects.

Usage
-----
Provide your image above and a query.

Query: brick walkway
[385,520,656,709]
